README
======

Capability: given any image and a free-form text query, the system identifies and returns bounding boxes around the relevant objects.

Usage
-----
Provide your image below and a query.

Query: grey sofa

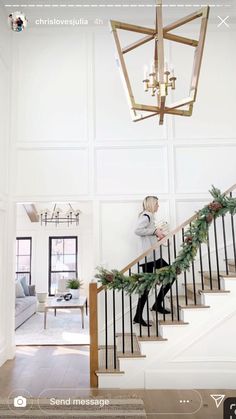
[15,282,37,329]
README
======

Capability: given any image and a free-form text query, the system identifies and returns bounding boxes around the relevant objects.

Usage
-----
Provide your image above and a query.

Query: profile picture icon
[13,395,27,408]
[8,11,28,32]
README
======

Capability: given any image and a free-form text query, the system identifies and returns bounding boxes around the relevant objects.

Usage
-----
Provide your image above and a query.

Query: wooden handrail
[97,184,236,293]
[89,283,98,387]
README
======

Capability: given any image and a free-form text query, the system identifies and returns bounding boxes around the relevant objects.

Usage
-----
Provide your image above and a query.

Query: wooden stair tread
[96,368,124,374]
[186,283,229,294]
[202,271,236,280]
[170,295,210,309]
[117,351,146,358]
[138,336,167,342]
[179,304,210,309]
[159,320,189,325]
[200,289,230,294]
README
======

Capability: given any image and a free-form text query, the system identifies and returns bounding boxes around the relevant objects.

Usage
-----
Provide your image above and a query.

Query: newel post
[89,282,98,388]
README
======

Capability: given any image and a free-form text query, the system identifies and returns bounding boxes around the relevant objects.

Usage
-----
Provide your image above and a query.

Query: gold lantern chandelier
[110,0,209,125]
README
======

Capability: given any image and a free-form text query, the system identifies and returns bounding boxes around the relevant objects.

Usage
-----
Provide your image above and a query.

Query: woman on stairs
[133,196,172,327]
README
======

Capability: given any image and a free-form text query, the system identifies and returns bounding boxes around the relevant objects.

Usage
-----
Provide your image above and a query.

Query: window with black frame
[48,236,78,296]
[16,237,32,284]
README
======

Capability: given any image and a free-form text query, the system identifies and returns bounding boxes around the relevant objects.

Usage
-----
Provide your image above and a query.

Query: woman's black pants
[133,258,173,321]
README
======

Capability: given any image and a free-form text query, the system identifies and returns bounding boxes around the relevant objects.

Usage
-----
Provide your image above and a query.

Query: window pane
[51,255,69,271]
[64,239,76,255]
[18,239,31,255]
[63,255,76,271]
[50,272,76,295]
[16,273,30,285]
[51,238,63,255]
[17,255,30,272]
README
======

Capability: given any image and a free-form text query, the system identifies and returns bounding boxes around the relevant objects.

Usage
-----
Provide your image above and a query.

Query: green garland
[95,186,236,295]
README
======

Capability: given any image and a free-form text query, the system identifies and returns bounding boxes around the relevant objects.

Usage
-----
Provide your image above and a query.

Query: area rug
[15,309,90,345]
[0,397,146,418]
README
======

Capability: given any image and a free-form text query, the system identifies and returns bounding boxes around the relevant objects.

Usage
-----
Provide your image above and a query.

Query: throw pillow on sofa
[20,276,30,296]
[16,279,25,298]
[28,285,36,296]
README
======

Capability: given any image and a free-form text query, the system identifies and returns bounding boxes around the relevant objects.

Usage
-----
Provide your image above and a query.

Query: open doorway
[14,202,92,346]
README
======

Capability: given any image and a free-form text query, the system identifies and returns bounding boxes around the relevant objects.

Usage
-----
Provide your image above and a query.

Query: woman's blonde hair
[142,196,159,214]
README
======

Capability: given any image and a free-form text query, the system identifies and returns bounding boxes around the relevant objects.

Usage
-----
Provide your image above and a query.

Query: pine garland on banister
[95,186,236,295]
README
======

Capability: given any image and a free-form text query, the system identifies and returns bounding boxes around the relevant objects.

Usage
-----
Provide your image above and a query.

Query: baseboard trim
[0,342,15,367]
[145,368,236,389]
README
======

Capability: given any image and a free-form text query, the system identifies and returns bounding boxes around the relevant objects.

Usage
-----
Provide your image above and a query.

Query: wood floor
[0,346,235,418]
[0,346,90,398]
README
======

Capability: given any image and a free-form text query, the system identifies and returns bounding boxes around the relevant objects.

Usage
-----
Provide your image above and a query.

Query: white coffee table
[44,296,87,329]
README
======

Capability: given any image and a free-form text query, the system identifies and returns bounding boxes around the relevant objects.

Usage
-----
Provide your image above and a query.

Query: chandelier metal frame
[110,0,209,125]
[40,204,80,227]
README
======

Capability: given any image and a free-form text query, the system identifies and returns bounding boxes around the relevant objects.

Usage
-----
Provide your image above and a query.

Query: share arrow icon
[210,394,225,408]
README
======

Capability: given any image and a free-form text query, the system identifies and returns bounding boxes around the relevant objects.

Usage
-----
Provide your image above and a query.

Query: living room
[14,201,92,345]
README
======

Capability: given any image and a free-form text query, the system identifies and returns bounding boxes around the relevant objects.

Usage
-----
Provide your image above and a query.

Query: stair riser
[202,293,231,307]
[181,308,211,323]
[159,324,188,340]
[222,278,236,293]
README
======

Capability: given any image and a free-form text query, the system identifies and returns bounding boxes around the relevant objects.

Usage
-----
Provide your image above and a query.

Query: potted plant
[66,279,83,299]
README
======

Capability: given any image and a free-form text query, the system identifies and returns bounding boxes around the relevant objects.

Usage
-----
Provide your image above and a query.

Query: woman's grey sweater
[135,211,160,264]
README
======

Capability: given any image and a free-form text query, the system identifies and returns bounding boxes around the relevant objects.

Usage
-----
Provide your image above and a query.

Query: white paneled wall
[95,146,168,195]
[0,6,14,367]
[15,148,89,196]
[10,20,236,286]
[15,30,88,143]
[173,28,236,140]
[174,145,236,194]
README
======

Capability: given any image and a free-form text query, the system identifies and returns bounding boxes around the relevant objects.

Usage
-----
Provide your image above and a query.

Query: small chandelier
[110,0,209,125]
[40,204,80,227]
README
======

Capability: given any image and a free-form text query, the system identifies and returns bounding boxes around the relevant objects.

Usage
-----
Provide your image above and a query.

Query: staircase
[89,184,236,389]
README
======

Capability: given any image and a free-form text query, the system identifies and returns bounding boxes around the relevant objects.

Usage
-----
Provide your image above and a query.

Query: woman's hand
[155,228,166,240]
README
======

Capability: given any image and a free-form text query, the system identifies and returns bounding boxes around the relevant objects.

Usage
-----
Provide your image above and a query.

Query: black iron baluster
[189,223,197,305]
[105,288,108,369]
[146,289,151,337]
[112,289,117,369]
[173,234,180,321]
[129,268,134,353]
[167,239,174,320]
[144,256,151,336]
[145,257,150,337]
[206,230,213,290]
[199,243,204,290]
[160,246,166,321]
[230,192,236,272]
[121,286,125,354]
[137,262,142,338]
[153,250,159,336]
[189,222,197,305]
[182,228,188,306]
[222,215,229,275]
[213,216,220,290]
[191,259,197,305]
